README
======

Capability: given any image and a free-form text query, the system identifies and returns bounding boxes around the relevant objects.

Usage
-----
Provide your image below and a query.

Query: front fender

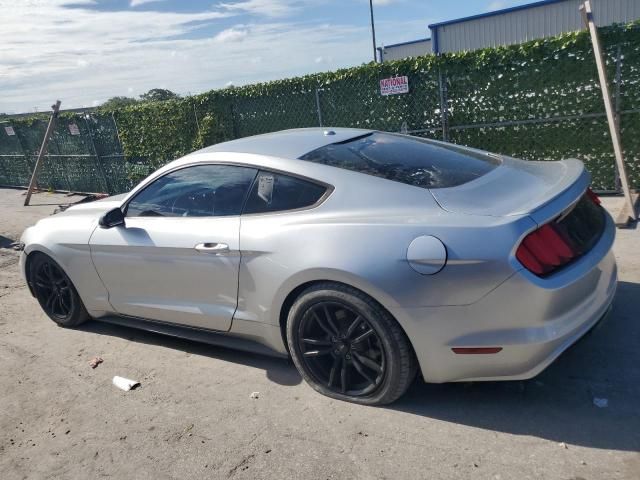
[20,219,111,315]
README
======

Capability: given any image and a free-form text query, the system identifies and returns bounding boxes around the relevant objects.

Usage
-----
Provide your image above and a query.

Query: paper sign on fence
[380,76,409,96]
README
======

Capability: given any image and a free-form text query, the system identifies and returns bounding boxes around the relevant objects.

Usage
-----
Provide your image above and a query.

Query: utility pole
[580,0,637,224]
[369,0,377,62]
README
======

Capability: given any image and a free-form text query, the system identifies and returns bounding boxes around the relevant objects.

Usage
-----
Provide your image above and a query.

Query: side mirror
[99,207,125,229]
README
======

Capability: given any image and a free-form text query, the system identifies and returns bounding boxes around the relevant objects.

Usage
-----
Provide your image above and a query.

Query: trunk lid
[429,157,589,217]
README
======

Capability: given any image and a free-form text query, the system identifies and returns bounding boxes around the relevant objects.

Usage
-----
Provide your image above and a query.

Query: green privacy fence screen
[1,21,639,195]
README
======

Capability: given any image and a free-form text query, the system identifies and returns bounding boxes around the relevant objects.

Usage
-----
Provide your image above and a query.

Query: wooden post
[580,1,637,223]
[315,88,323,128]
[24,100,61,206]
[438,70,449,142]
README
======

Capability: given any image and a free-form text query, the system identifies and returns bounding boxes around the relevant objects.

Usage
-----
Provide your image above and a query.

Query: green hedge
[1,21,639,193]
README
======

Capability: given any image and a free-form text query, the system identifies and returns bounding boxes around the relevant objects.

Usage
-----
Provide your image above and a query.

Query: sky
[0,0,535,113]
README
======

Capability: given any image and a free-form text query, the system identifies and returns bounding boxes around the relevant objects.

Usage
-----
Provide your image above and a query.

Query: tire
[29,253,89,328]
[286,282,417,405]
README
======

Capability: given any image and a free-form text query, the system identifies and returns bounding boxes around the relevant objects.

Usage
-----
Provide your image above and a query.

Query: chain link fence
[1,22,639,195]
[0,113,153,194]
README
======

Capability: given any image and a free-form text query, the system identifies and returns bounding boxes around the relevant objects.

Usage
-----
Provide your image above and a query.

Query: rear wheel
[286,283,416,405]
[29,253,89,328]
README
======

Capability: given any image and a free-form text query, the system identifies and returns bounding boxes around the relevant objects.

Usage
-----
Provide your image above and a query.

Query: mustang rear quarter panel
[235,169,533,335]
[392,211,617,383]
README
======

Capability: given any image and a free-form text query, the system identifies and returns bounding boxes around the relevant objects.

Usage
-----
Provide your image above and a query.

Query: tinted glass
[299,132,501,189]
[243,171,327,214]
[126,164,257,218]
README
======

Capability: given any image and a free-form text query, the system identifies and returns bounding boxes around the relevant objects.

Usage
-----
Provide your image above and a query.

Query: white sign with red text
[380,76,409,96]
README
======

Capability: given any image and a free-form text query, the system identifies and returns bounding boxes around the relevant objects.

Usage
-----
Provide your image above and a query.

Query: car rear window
[298,132,501,189]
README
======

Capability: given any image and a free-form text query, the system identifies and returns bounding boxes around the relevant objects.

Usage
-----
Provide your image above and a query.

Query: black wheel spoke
[44,264,55,282]
[353,352,382,373]
[345,315,362,339]
[352,329,375,344]
[322,305,339,336]
[56,295,65,315]
[45,290,56,309]
[59,294,71,313]
[328,356,341,387]
[351,355,374,384]
[302,338,331,346]
[340,361,349,393]
[311,311,336,337]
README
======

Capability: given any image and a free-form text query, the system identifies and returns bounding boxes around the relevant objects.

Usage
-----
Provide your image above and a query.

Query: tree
[100,96,138,110]
[139,89,180,102]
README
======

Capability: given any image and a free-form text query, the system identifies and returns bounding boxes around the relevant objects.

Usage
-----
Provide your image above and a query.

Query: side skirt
[96,315,288,359]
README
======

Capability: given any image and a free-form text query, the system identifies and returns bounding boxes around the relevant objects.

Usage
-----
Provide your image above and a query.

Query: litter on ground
[112,376,140,391]
[89,357,103,369]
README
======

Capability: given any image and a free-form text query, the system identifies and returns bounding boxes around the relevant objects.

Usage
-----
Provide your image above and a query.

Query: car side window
[126,164,258,218]
[243,171,327,214]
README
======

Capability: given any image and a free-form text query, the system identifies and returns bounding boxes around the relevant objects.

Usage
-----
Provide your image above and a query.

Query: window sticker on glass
[258,175,274,204]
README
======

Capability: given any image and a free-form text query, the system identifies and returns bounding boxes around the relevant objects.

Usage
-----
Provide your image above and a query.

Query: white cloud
[220,0,302,18]
[487,1,507,11]
[130,0,167,6]
[0,0,429,113]
[373,0,400,5]
[213,27,249,43]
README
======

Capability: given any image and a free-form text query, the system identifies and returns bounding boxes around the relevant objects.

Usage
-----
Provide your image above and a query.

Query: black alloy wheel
[287,283,417,405]
[30,253,89,327]
[34,259,74,320]
[298,301,386,396]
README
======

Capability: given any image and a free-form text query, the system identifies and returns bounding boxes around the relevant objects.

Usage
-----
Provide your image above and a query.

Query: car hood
[55,193,128,219]
[429,157,588,217]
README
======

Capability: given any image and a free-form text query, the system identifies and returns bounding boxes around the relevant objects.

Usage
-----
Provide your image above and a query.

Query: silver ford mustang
[19,128,616,405]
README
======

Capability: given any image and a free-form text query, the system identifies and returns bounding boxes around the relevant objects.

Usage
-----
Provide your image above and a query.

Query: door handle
[194,242,230,254]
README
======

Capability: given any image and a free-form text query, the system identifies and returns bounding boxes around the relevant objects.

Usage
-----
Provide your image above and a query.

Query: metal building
[430,0,640,54]
[378,38,432,62]
[378,0,640,60]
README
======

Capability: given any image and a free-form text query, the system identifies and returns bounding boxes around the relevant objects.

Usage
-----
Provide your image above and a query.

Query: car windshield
[298,132,501,189]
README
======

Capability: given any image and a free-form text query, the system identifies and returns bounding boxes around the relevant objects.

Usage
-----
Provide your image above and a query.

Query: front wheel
[29,253,89,328]
[286,283,417,405]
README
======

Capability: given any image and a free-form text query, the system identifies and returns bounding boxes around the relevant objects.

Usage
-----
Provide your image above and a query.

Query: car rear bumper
[391,211,617,383]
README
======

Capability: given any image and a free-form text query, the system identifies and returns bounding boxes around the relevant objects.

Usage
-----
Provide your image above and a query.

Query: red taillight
[516,188,602,276]
[586,188,601,205]
[516,221,577,276]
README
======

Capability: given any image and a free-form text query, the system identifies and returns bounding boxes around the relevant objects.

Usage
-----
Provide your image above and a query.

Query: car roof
[196,127,372,160]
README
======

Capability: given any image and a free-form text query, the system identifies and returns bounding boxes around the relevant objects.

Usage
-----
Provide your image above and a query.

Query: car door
[89,163,258,331]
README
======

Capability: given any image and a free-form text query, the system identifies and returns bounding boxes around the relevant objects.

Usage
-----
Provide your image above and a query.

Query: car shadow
[76,281,639,451]
[391,280,640,452]
[76,320,302,387]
